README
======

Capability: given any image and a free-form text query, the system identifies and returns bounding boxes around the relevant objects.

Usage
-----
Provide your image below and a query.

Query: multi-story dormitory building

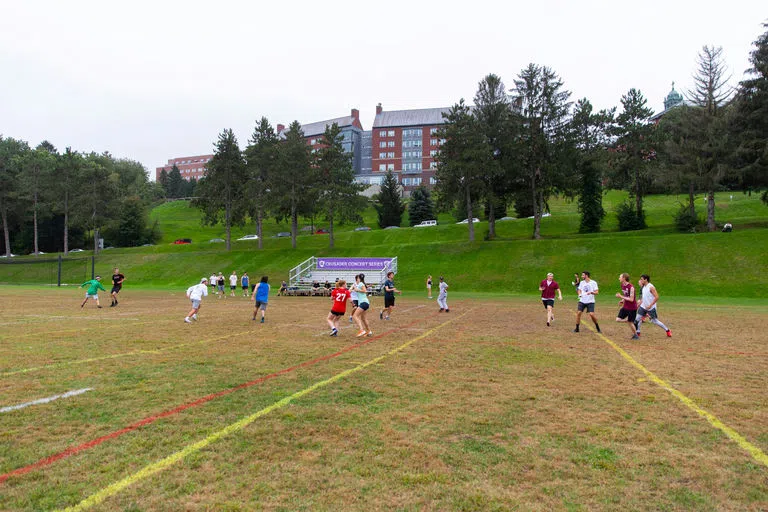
[157,104,450,196]
[155,155,213,182]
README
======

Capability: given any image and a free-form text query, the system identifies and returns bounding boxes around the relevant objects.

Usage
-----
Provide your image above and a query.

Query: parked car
[141,244,155,247]
[526,212,552,219]
[314,229,328,234]
[237,234,259,241]
[173,238,192,244]
[415,220,437,228]
[384,226,400,230]
[0,253,16,258]
[457,218,480,224]
[498,216,516,221]
[209,238,225,243]
[277,232,291,238]
[354,226,371,232]
[29,251,46,255]
[69,248,85,252]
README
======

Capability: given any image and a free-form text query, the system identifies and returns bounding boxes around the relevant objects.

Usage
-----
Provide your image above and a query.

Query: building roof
[288,115,361,138]
[373,107,451,128]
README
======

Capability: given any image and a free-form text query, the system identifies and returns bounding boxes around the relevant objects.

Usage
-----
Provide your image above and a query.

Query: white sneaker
[192,314,198,321]
[184,317,192,323]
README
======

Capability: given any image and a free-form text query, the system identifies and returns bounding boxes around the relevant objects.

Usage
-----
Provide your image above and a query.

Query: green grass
[1,191,766,298]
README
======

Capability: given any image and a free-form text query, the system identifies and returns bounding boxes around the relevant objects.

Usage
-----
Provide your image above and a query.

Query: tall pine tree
[407,186,436,226]
[374,170,405,228]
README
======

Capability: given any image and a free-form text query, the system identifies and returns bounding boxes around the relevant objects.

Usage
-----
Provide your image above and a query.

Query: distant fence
[0,255,95,286]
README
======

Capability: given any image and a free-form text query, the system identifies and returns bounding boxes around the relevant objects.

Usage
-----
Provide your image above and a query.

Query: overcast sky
[1,1,765,179]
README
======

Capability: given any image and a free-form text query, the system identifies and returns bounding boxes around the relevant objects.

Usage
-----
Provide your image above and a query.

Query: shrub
[616,200,646,231]
[673,204,700,233]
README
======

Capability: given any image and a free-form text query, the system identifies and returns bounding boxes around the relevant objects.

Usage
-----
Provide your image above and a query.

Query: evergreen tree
[167,164,185,199]
[474,73,513,238]
[570,99,613,233]
[158,169,169,196]
[609,88,658,228]
[733,22,768,203]
[434,100,488,241]
[245,117,279,249]
[374,170,405,228]
[511,64,572,239]
[57,148,83,254]
[407,186,436,226]
[315,123,366,248]
[270,121,315,248]
[193,129,247,251]
[16,145,56,254]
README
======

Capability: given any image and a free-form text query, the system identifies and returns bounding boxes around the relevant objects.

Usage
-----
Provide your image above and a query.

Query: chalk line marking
[54,311,469,511]
[1,388,93,413]
[581,321,768,468]
[0,314,438,483]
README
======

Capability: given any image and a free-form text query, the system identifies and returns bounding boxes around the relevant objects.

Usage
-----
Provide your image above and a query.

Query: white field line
[1,388,93,413]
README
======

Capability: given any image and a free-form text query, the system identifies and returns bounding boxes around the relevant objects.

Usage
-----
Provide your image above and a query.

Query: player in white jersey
[185,278,209,323]
[574,271,601,333]
[634,274,672,338]
[437,276,449,312]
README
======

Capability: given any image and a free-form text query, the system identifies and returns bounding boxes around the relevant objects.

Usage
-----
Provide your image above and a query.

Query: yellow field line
[0,330,256,378]
[56,311,468,512]
[582,323,768,468]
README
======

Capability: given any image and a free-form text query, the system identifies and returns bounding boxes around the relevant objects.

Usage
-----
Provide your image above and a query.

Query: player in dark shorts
[110,267,125,307]
[615,273,639,339]
[539,272,562,326]
[379,271,401,321]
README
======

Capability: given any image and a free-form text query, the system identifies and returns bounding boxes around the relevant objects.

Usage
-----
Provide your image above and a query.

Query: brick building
[369,103,450,195]
[155,154,212,182]
[277,108,365,174]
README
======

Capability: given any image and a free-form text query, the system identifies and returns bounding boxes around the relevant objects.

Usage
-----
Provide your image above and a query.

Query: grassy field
[0,191,766,298]
[0,289,766,511]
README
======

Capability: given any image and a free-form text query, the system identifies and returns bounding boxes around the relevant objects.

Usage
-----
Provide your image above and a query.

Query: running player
[574,271,601,333]
[379,272,401,321]
[185,277,208,323]
[634,274,672,338]
[80,276,106,309]
[353,274,373,337]
[241,272,250,297]
[252,276,270,323]
[437,276,449,312]
[327,279,351,336]
[615,273,639,339]
[539,272,562,326]
[349,274,360,324]
[110,267,125,307]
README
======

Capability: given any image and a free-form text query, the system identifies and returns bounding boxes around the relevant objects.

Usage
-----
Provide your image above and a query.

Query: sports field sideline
[0,288,766,511]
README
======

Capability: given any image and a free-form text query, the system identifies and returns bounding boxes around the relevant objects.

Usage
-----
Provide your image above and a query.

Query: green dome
[664,82,684,110]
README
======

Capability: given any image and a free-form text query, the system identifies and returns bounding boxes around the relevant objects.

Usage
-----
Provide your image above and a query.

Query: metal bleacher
[286,256,398,296]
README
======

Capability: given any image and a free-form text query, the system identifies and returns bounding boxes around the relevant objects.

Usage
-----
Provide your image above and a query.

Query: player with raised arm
[185,277,208,323]
[634,274,672,338]
[574,271,601,333]
[80,276,106,309]
[615,273,639,339]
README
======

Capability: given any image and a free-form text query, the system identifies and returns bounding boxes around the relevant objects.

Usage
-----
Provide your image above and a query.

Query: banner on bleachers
[316,257,393,271]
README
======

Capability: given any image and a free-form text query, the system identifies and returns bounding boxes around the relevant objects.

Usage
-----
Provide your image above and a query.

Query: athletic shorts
[85,293,98,299]
[542,299,555,309]
[637,307,658,320]
[617,308,637,322]
[330,310,344,317]
[577,302,595,313]
[191,299,201,309]
[217,285,225,292]
[111,285,122,294]
[384,296,395,308]
[242,285,248,290]
[358,302,370,311]
[255,301,268,310]
[230,285,236,290]
[352,300,359,307]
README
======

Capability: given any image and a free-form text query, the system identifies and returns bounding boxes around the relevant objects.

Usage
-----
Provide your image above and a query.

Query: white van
[415,220,437,228]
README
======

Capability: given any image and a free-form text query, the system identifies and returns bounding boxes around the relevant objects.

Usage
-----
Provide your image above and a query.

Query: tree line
[434,22,768,240]
[0,141,164,256]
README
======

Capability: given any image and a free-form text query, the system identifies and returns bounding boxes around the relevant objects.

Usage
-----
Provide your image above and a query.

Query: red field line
[0,312,438,484]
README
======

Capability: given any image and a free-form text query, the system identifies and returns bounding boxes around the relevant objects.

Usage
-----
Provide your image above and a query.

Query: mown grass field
[0,289,766,511]
[1,191,767,298]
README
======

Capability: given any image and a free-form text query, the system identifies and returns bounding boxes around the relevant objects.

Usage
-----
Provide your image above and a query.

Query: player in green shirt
[80,276,106,308]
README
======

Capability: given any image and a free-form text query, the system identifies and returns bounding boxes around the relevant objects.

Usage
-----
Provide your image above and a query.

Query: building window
[379,164,386,171]
[379,130,387,137]
[430,161,438,169]
[387,152,395,158]
[379,152,386,159]
[402,177,422,186]
[379,142,387,148]
[430,128,439,135]
[310,139,317,145]
[430,138,438,146]
[430,177,437,185]
[387,130,395,137]
[387,141,395,147]
[430,150,438,157]
[387,163,394,171]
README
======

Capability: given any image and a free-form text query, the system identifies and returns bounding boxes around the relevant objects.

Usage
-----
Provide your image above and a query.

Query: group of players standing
[539,271,672,339]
